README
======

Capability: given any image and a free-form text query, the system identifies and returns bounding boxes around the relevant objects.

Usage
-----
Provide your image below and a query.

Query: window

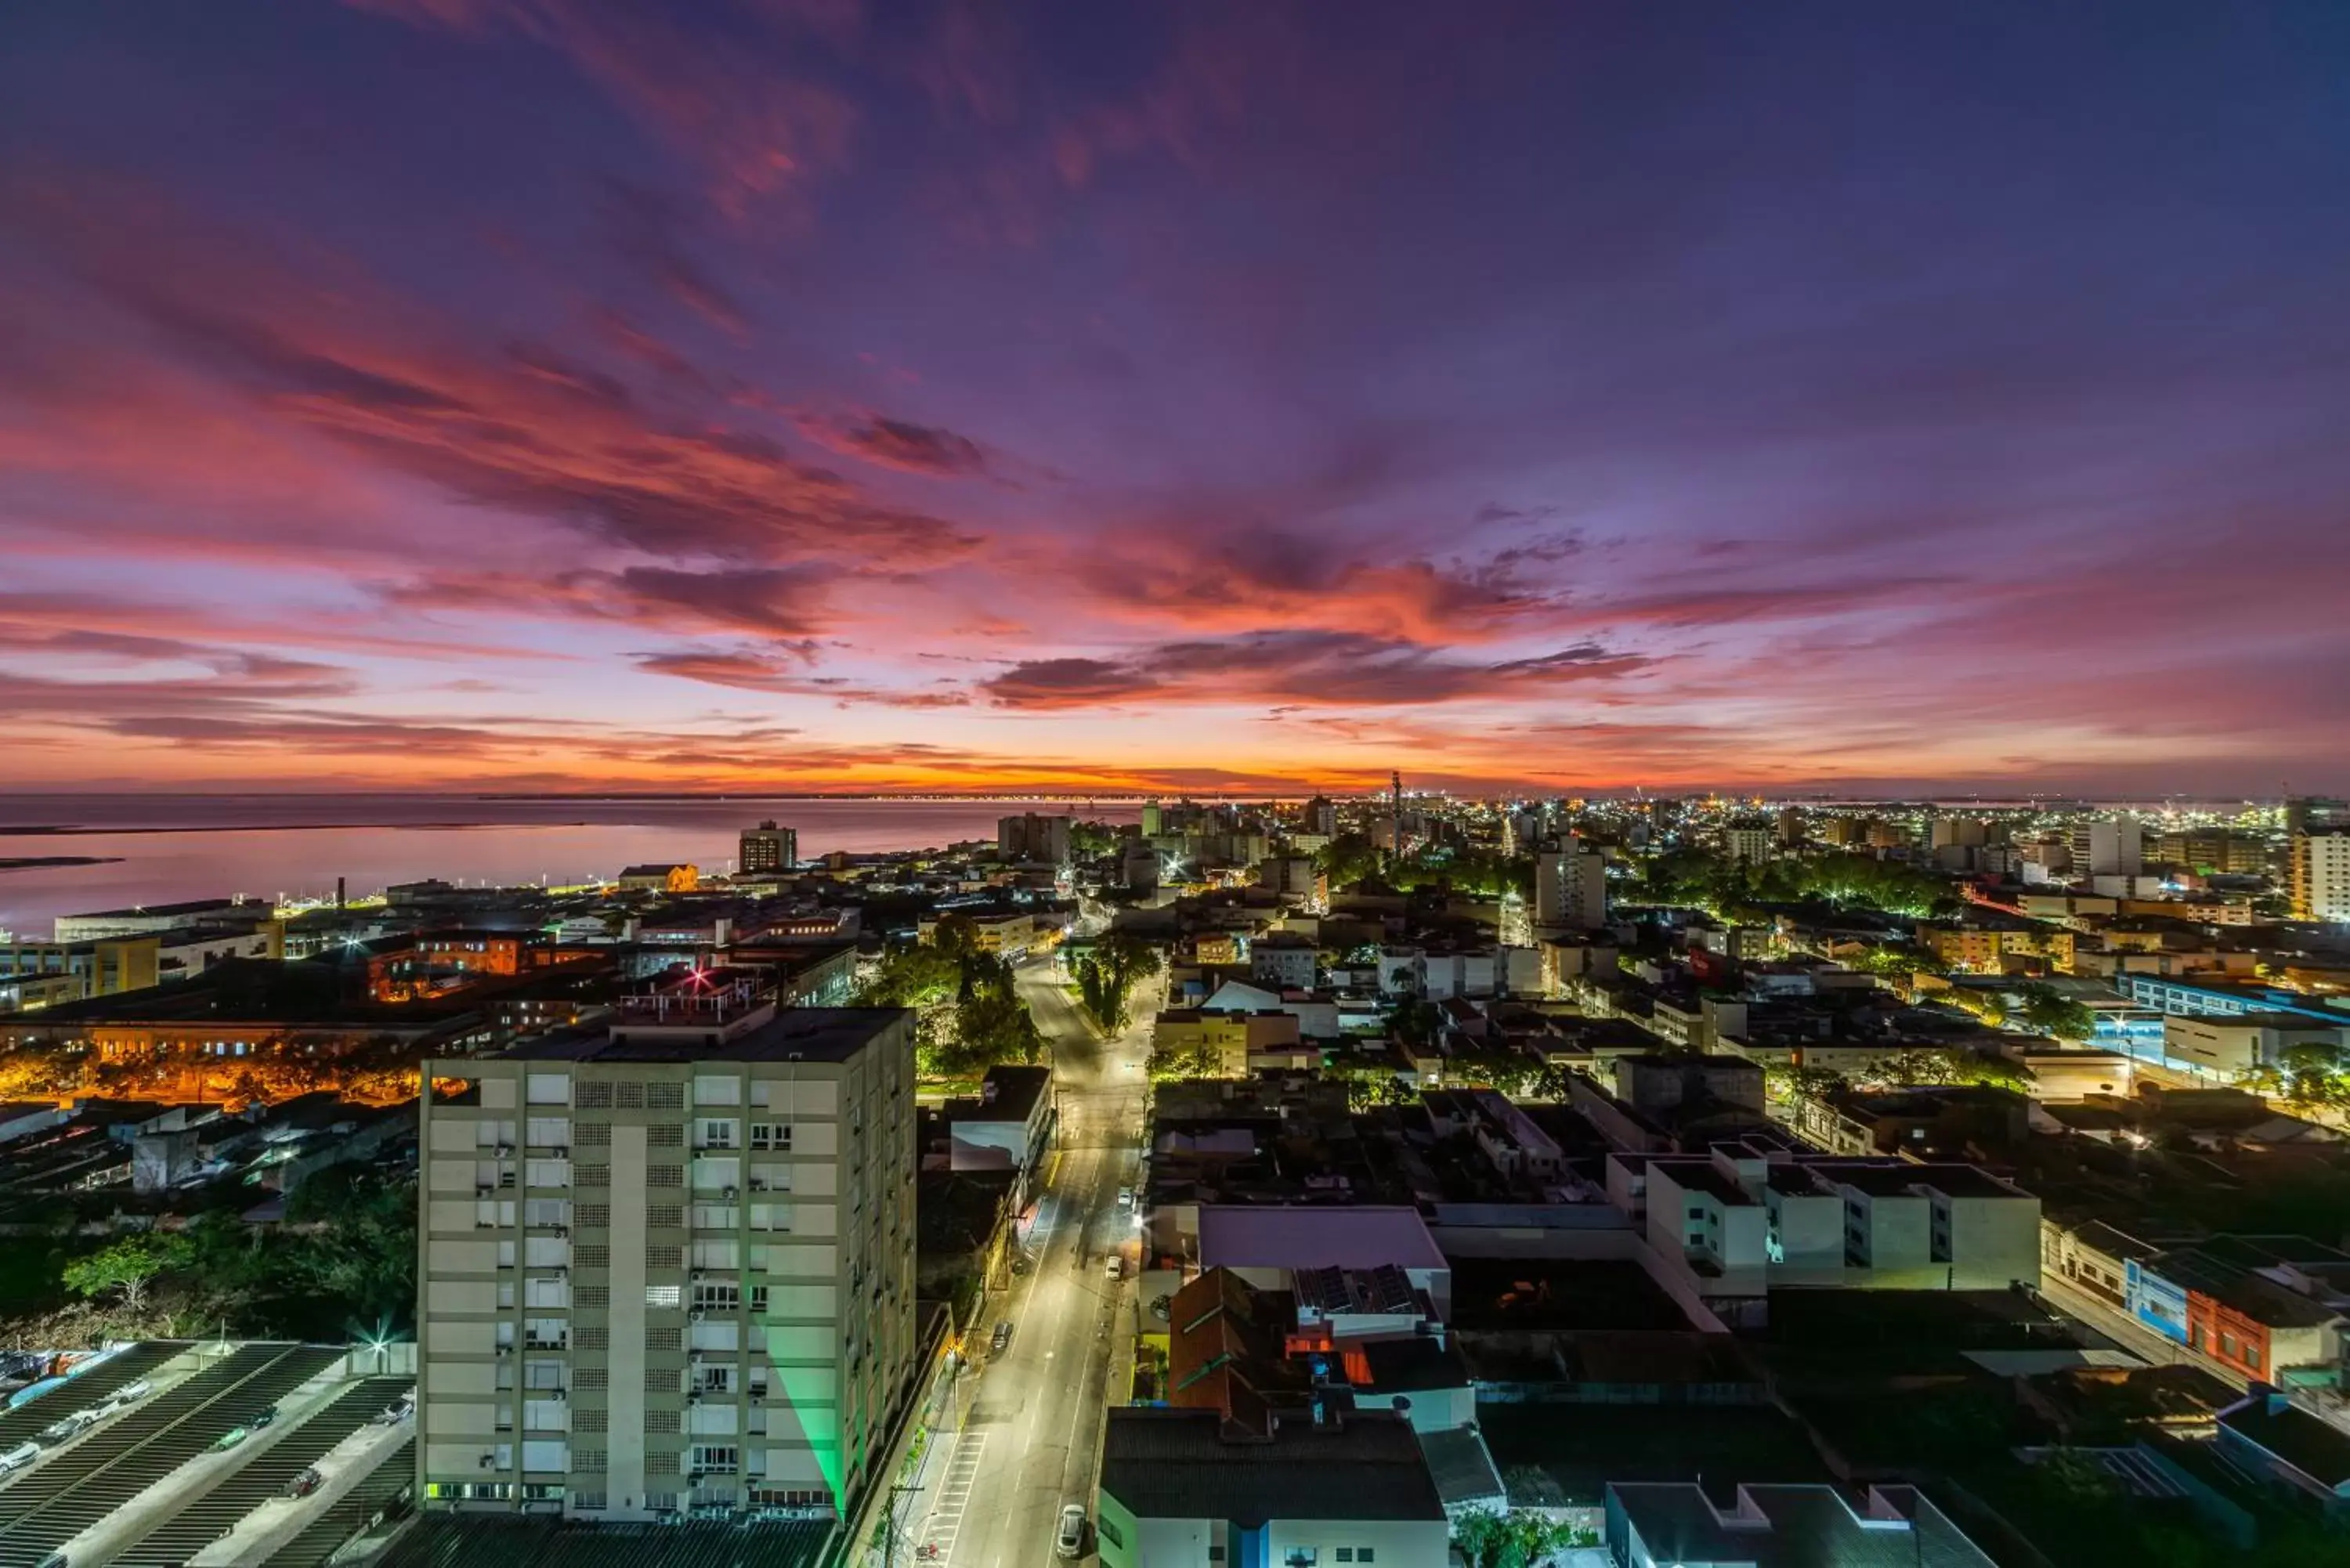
[573,1121,611,1146]
[647,1082,685,1110]
[577,1205,610,1229]
[646,1284,683,1308]
[573,1491,606,1512]
[645,1368,681,1396]
[614,1083,645,1110]
[750,1123,793,1151]
[1358,1553,1374,1563]
[1097,1519,1124,1550]
[1284,1552,1317,1568]
[696,1364,736,1394]
[574,1367,608,1391]
[699,1119,736,1149]
[693,1283,742,1311]
[748,1284,769,1314]
[575,1326,609,1350]
[690,1444,739,1473]
[574,1407,608,1433]
[648,1325,682,1351]
[1206,1548,1223,1563]
[648,1165,684,1188]
[573,1450,606,1473]
[646,1452,680,1476]
[526,1118,570,1147]
[647,1244,683,1270]
[1338,1552,1353,1563]
[575,1245,609,1270]
[649,1204,683,1228]
[576,1165,611,1188]
[648,1124,684,1147]
[646,1407,682,1433]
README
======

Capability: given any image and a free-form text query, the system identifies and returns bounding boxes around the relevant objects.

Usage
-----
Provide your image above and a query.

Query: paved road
[913,959,1158,1568]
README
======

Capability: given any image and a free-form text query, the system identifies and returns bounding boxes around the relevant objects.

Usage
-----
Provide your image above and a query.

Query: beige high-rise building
[1535,841,1609,933]
[417,979,917,1524]
[2291,829,2350,923]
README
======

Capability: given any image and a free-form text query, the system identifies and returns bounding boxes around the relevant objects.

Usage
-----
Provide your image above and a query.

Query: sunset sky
[4,2,2348,797]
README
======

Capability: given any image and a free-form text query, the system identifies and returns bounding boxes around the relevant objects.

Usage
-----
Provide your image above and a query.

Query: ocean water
[0,796,1139,938]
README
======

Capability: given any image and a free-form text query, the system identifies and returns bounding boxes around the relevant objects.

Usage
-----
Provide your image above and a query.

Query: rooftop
[2220,1393,2350,1487]
[497,1006,908,1064]
[1607,1483,1995,1568]
[1100,1407,1446,1525]
[1197,1204,1447,1274]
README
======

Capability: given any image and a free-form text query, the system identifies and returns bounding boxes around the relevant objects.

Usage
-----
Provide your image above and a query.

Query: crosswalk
[916,1430,989,1565]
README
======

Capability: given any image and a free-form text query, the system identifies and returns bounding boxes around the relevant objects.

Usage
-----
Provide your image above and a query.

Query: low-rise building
[616,863,700,894]
[2216,1389,2350,1515]
[1097,1408,1449,1568]
[1153,1009,1307,1076]
[1604,1482,1995,1568]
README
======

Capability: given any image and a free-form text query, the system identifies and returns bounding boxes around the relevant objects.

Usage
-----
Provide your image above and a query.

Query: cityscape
[5,6,2350,1568]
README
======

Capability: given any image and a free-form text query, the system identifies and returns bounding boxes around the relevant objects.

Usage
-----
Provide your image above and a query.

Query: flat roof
[1197,1204,1447,1274]
[497,1006,906,1064]
[952,1064,1050,1125]
[1101,1407,1445,1524]
[1608,1483,1994,1568]
[2222,1395,2350,1487]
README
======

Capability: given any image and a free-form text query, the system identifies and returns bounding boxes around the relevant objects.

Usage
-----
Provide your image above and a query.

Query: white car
[109,1380,151,1404]
[1115,1187,1133,1210]
[0,1441,42,1475]
[1056,1505,1087,1559]
[1104,1254,1123,1282]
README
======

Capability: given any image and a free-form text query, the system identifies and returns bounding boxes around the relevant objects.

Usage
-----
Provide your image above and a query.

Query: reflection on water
[0,796,1137,938]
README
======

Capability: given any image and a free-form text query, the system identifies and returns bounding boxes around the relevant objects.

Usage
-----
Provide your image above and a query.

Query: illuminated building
[417,981,916,1522]
[738,822,797,876]
[1534,842,1608,933]
[2290,829,2350,923]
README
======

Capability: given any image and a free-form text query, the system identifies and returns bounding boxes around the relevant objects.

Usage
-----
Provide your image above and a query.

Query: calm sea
[0,796,1141,938]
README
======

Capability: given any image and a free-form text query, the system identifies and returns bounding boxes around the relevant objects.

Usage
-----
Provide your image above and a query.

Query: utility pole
[1390,769,1404,871]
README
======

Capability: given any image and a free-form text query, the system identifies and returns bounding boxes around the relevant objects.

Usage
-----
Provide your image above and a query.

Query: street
[909,955,1158,1568]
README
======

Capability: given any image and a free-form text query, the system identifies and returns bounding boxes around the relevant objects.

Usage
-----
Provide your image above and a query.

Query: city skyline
[6,2,2350,797]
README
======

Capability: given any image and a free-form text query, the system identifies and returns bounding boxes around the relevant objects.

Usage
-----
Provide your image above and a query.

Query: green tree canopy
[63,1233,193,1313]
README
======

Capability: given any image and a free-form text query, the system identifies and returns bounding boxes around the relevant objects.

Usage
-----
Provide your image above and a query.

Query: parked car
[212,1425,251,1451]
[1116,1187,1133,1210]
[1104,1254,1123,1282]
[250,1405,279,1429]
[0,1441,43,1475]
[109,1380,150,1404]
[369,1395,414,1426]
[1055,1505,1087,1559]
[989,1321,1013,1356]
[288,1467,324,1498]
[38,1412,94,1445]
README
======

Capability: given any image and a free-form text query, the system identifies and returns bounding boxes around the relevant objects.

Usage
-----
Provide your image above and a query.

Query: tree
[1451,1508,1589,1568]
[2015,984,2096,1042]
[1078,933,1163,1032]
[63,1234,193,1315]
[1314,833,1384,890]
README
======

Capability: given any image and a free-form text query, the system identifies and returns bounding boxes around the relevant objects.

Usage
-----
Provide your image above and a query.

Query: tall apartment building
[417,980,917,1523]
[1535,842,1608,933]
[2076,816,2143,878]
[997,812,1074,865]
[738,822,798,876]
[1303,794,1337,839]
[1723,822,1774,865]
[2291,829,2350,923]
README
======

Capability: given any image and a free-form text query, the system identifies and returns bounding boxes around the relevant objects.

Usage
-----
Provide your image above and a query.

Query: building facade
[1534,844,1608,933]
[416,985,917,1523]
[739,822,798,876]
